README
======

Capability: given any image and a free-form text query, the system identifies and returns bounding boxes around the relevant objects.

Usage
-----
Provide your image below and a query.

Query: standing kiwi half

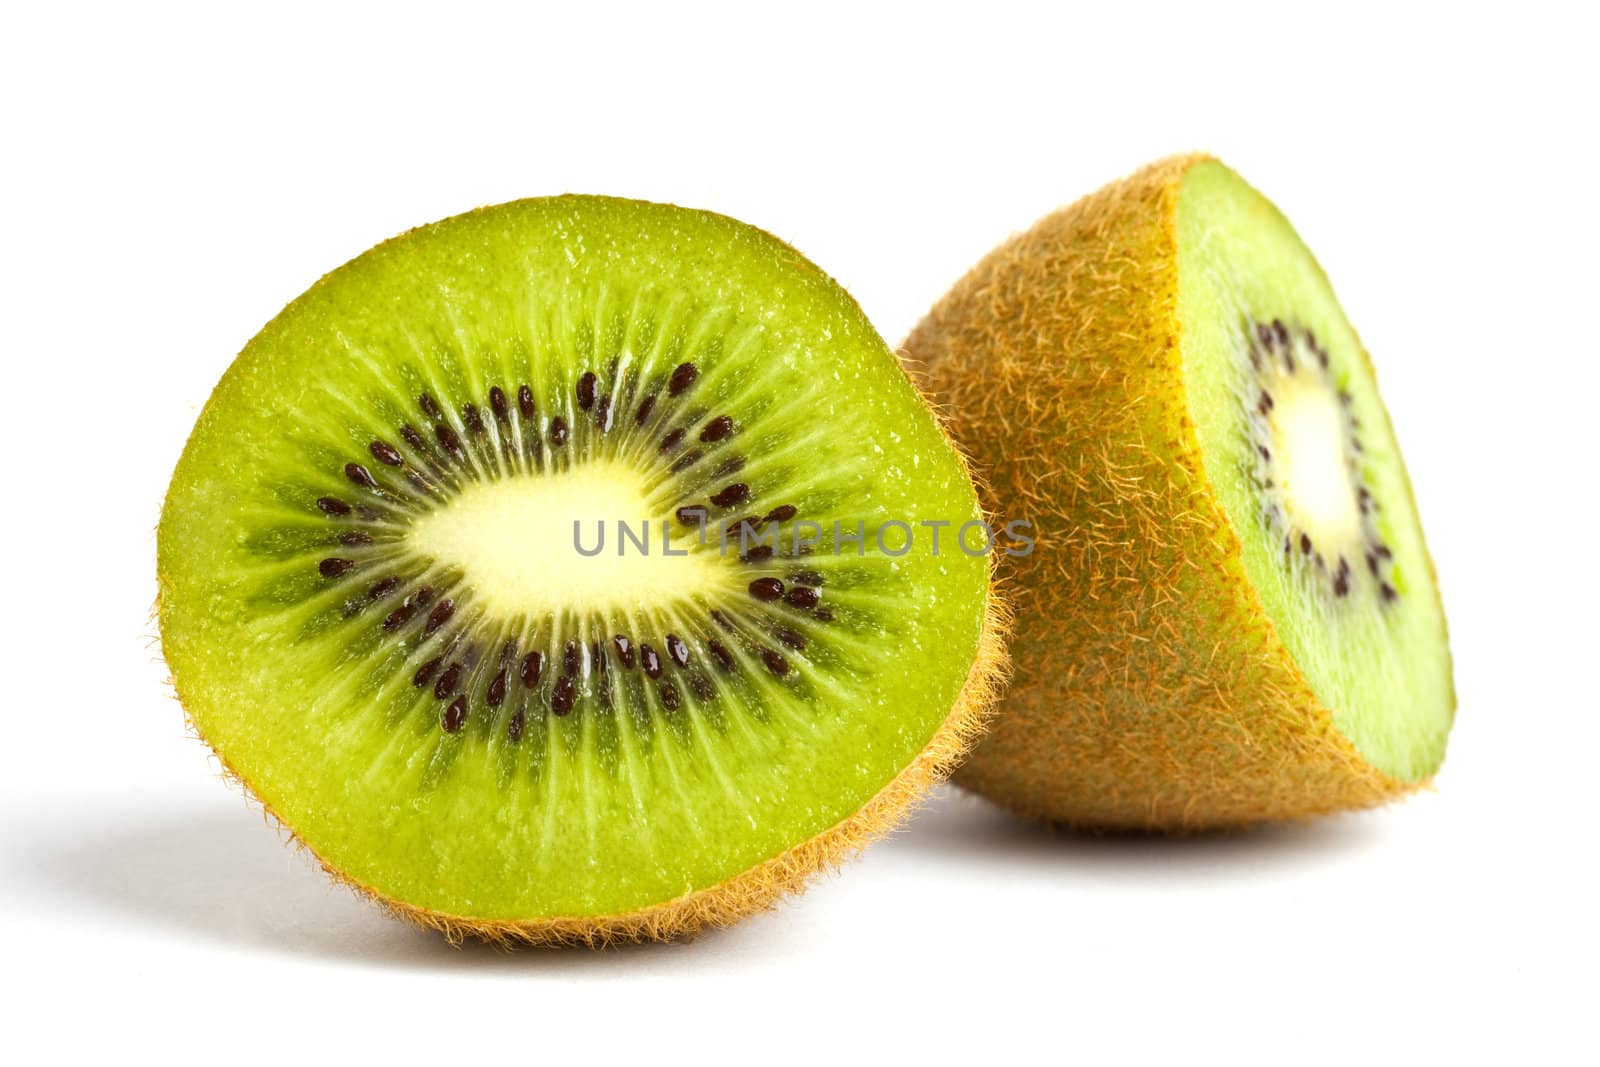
[904,155,1454,829]
[158,196,1005,944]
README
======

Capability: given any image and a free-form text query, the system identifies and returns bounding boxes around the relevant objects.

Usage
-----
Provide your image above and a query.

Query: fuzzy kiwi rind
[159,195,1008,944]
[902,154,1454,830]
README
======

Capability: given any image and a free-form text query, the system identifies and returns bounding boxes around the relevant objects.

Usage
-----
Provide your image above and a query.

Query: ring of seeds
[305,363,838,735]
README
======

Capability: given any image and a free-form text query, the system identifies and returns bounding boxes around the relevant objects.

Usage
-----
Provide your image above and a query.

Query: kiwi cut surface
[159,196,1003,942]
[904,155,1453,829]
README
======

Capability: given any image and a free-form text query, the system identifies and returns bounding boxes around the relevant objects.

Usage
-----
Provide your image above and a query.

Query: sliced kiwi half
[904,155,1453,829]
[158,196,1003,943]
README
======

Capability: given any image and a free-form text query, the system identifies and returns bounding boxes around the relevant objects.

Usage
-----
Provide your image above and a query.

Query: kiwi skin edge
[156,388,1011,948]
[901,154,1451,831]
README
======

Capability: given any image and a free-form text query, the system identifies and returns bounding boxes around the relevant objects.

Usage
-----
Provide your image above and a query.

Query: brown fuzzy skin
[902,154,1421,830]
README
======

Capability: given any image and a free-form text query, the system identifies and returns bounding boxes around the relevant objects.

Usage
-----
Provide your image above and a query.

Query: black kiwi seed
[413,657,443,688]
[595,395,613,430]
[339,530,373,547]
[424,598,455,635]
[708,639,735,672]
[1366,552,1380,576]
[613,635,635,667]
[640,643,663,679]
[1333,558,1352,598]
[690,675,714,702]
[486,671,508,708]
[520,650,545,689]
[1256,322,1274,347]
[785,586,820,609]
[1272,319,1289,346]
[507,708,526,743]
[488,386,509,422]
[670,449,702,473]
[1375,544,1393,560]
[1300,533,1312,555]
[760,648,790,677]
[549,417,568,446]
[676,505,707,526]
[716,456,746,476]
[419,393,442,419]
[435,424,464,458]
[668,362,698,396]
[400,424,428,452]
[660,427,686,452]
[1380,583,1398,603]
[517,384,535,419]
[660,681,681,711]
[442,697,467,733]
[665,634,689,669]
[319,558,355,578]
[434,662,462,700]
[774,627,805,650]
[369,576,401,600]
[635,393,657,425]
[765,504,798,523]
[460,404,483,435]
[383,601,419,630]
[711,483,751,508]
[317,496,352,516]
[792,570,824,587]
[711,609,735,631]
[749,577,784,601]
[577,372,597,411]
[700,415,734,442]
[742,546,774,563]
[369,440,404,467]
[563,641,581,676]
[344,462,378,490]
[813,607,834,623]
[551,676,576,716]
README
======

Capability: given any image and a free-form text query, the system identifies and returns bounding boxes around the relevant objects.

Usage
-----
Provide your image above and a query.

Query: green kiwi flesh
[158,196,993,935]
[1177,161,1453,778]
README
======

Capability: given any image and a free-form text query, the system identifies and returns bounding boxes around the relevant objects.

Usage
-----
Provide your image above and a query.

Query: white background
[3,2,1595,1063]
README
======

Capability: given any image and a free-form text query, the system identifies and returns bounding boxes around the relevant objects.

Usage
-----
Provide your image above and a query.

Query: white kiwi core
[1271,377,1363,547]
[406,460,727,620]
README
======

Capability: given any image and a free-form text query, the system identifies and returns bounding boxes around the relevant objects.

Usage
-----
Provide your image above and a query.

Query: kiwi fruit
[903,155,1454,829]
[158,195,1005,944]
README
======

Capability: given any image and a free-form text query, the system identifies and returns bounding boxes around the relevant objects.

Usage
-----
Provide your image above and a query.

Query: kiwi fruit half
[158,196,1004,943]
[903,155,1453,829]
